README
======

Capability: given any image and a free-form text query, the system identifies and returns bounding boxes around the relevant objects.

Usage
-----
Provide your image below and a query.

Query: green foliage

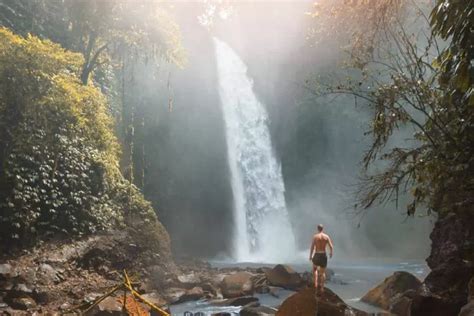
[0,28,164,247]
[431,0,473,100]
[63,0,186,84]
[0,0,186,85]
[307,1,474,217]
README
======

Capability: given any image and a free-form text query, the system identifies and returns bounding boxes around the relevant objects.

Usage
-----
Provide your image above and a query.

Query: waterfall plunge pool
[169,259,428,316]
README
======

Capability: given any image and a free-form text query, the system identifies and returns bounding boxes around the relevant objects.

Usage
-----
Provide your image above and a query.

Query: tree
[0,28,170,253]
[63,0,186,85]
[306,0,473,216]
[0,0,187,190]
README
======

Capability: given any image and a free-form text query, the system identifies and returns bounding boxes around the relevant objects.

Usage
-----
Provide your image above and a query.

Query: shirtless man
[309,224,333,294]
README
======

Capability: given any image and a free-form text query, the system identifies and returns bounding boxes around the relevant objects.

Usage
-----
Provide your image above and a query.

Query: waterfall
[214,38,296,262]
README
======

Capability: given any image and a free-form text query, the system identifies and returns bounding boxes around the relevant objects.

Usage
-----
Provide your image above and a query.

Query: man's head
[317,224,324,232]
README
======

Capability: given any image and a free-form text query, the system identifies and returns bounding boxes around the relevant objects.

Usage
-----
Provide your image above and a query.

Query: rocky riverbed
[1,231,467,316]
[0,232,374,315]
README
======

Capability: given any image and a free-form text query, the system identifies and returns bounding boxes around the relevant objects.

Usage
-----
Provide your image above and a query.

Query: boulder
[87,296,123,316]
[220,272,254,298]
[177,273,201,288]
[361,271,422,309]
[276,287,369,316]
[241,305,277,316]
[181,287,204,302]
[140,293,170,316]
[409,289,461,316]
[459,278,474,316]
[140,292,167,307]
[163,288,187,304]
[265,265,302,290]
[212,273,228,286]
[256,267,271,274]
[389,292,413,316]
[201,282,222,298]
[459,301,474,316]
[421,212,474,314]
[252,274,269,293]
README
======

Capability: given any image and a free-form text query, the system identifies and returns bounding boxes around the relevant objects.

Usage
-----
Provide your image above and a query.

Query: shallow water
[170,259,428,316]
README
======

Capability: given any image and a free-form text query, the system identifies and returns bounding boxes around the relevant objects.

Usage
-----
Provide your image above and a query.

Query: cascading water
[214,38,296,262]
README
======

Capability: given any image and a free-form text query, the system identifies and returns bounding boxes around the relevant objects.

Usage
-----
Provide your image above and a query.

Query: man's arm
[309,237,315,261]
[327,236,334,258]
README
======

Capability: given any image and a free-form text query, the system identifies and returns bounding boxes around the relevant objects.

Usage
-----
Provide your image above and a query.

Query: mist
[133,1,433,261]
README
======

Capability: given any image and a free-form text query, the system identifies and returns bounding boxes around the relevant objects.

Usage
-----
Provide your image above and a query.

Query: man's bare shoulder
[315,233,325,240]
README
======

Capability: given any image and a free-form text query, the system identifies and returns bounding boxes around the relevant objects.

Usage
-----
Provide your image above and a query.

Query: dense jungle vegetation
[0,0,185,252]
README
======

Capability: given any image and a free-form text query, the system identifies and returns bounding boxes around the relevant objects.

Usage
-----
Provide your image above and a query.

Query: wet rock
[212,273,228,286]
[140,292,167,307]
[177,273,201,288]
[459,278,474,316]
[422,212,474,315]
[389,292,412,316]
[256,267,271,274]
[201,282,222,298]
[269,286,281,298]
[361,271,422,310]
[163,288,187,304]
[276,287,369,316]
[241,305,277,316]
[150,306,171,316]
[180,287,204,302]
[87,296,123,315]
[221,272,254,298]
[409,289,460,316]
[9,296,36,310]
[265,265,302,290]
[459,301,474,316]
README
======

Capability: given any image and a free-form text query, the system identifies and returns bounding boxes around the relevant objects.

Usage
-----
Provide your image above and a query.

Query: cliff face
[411,212,474,315]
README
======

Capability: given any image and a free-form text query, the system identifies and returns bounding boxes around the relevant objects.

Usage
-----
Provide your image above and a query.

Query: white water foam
[214,38,296,263]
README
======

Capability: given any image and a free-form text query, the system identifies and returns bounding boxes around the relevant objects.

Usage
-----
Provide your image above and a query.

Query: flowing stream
[214,38,296,262]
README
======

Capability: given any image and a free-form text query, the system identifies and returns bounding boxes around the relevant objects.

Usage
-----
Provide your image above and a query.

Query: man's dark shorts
[312,253,328,268]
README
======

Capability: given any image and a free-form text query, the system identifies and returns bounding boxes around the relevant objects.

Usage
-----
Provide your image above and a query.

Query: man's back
[313,232,330,253]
